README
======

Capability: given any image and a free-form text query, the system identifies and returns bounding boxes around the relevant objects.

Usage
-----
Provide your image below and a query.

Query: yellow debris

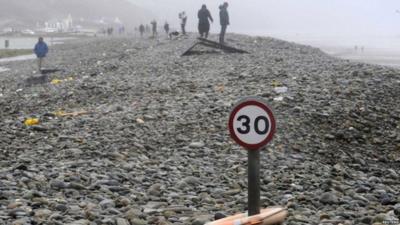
[51,77,74,85]
[55,111,88,117]
[24,118,39,126]
[51,79,62,85]
[271,80,283,87]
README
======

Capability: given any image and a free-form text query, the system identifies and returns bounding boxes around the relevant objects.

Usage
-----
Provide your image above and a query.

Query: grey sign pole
[248,149,260,216]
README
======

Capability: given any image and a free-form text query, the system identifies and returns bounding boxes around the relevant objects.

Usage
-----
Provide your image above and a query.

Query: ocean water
[242,31,400,67]
[0,37,75,49]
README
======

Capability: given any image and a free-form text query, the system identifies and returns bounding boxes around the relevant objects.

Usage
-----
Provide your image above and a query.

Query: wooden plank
[197,38,249,53]
[181,43,200,56]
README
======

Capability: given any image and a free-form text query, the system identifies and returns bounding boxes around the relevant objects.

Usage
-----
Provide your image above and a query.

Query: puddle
[0,54,36,63]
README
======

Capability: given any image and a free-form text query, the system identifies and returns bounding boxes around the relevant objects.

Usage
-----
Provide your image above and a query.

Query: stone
[189,142,205,148]
[116,218,130,225]
[99,199,115,209]
[319,192,339,205]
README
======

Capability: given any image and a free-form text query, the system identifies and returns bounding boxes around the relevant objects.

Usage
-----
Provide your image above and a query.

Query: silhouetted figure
[107,27,114,36]
[33,37,49,73]
[164,22,170,36]
[179,11,187,35]
[139,24,145,37]
[354,45,358,52]
[151,20,157,37]
[198,4,213,38]
[219,2,230,44]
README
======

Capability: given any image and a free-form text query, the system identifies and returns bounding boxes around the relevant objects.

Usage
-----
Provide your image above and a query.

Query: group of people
[198,2,229,43]
[32,2,231,72]
[138,2,230,43]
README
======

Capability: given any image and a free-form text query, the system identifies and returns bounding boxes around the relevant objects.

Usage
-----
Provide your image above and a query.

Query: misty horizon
[131,0,400,38]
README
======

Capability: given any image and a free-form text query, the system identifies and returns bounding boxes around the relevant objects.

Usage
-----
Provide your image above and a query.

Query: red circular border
[228,99,276,150]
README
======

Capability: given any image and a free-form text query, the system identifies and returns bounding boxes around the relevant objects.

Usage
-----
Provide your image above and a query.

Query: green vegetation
[0,49,33,59]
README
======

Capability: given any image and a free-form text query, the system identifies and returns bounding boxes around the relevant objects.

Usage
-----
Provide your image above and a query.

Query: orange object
[205,207,287,225]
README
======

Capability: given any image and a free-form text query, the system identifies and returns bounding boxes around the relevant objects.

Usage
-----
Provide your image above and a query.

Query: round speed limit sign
[228,97,276,150]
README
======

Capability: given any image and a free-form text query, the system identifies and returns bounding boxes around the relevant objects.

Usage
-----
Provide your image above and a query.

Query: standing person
[139,24,145,37]
[164,22,170,36]
[219,2,230,44]
[179,11,187,35]
[198,4,213,38]
[151,20,157,37]
[33,37,48,72]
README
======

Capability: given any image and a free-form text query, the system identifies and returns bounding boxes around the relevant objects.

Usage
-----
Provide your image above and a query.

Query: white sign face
[233,105,272,145]
[229,98,276,150]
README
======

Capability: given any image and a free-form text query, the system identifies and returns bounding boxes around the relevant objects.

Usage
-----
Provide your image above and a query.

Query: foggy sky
[131,0,400,37]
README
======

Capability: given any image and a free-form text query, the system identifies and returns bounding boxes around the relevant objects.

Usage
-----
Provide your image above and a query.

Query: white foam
[0,66,10,73]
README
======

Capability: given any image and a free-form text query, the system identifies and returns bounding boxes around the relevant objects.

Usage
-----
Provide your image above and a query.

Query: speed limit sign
[228,97,276,150]
[228,97,276,216]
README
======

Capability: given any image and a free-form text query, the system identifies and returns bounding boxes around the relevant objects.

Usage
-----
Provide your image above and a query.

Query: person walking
[33,37,48,72]
[219,2,230,44]
[151,20,157,37]
[179,11,187,35]
[198,4,213,38]
[164,22,170,36]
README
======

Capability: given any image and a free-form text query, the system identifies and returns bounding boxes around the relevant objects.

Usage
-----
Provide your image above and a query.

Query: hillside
[0,0,151,29]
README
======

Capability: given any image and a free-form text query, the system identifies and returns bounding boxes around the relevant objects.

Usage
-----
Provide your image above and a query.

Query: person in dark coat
[33,37,48,72]
[139,24,145,37]
[219,2,230,44]
[198,4,213,38]
[164,22,170,36]
[179,12,187,35]
[151,20,157,37]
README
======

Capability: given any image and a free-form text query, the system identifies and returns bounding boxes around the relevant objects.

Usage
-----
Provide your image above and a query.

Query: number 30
[237,115,269,135]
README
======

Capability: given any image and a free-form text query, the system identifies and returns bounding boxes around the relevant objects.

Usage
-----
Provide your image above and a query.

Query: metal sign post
[248,149,260,215]
[228,97,276,216]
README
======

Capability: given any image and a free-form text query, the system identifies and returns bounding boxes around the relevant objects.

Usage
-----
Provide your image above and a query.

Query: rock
[189,142,205,148]
[148,183,163,196]
[360,216,373,224]
[116,218,130,225]
[50,180,69,190]
[319,192,339,205]
[214,212,227,220]
[34,209,52,221]
[65,219,90,225]
[55,204,68,212]
[99,199,115,209]
[130,218,148,225]
[394,203,400,216]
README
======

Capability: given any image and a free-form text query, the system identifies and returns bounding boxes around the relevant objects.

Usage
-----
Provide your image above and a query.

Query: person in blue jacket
[34,37,48,72]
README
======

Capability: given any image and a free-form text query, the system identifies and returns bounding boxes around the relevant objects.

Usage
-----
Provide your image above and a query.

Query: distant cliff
[0,0,151,29]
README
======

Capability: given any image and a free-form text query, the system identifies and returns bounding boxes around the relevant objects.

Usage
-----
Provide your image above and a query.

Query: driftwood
[182,38,249,56]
